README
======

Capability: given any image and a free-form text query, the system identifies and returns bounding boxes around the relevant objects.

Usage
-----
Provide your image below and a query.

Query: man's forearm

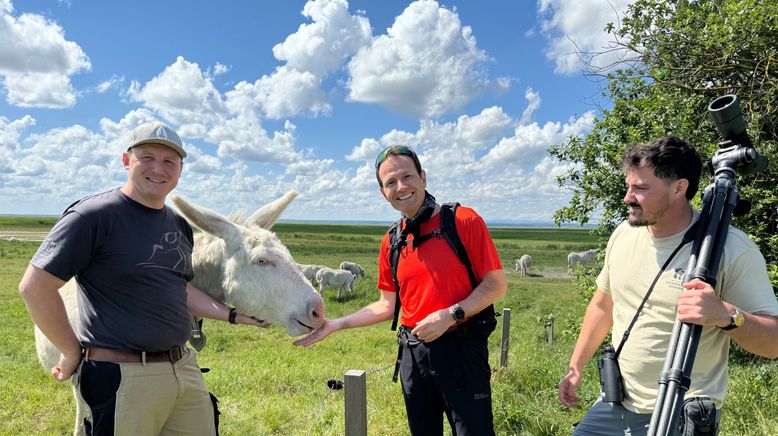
[186,283,231,321]
[568,290,613,372]
[727,312,778,359]
[337,298,394,330]
[457,270,507,318]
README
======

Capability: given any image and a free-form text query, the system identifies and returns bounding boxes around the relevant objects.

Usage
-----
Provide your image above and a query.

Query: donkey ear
[247,190,297,229]
[170,194,240,244]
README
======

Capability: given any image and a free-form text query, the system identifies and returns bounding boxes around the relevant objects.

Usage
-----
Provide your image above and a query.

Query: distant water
[279,218,596,228]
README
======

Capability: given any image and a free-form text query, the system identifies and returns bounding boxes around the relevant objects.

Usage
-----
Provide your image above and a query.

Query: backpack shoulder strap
[388,219,404,330]
[440,203,478,288]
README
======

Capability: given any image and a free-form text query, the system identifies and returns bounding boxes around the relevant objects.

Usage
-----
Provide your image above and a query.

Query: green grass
[1,221,776,435]
[0,216,58,229]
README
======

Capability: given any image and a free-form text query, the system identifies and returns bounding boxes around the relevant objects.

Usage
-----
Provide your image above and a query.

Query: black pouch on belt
[680,396,718,436]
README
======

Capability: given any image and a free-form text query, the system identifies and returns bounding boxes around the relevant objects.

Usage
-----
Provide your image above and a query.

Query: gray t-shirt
[31,188,194,351]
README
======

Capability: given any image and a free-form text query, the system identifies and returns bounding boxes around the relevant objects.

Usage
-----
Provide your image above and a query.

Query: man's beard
[627,203,653,227]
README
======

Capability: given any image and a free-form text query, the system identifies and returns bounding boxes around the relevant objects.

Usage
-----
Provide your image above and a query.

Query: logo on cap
[156,126,169,140]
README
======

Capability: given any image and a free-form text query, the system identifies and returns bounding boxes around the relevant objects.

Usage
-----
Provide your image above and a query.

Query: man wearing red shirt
[295,145,507,435]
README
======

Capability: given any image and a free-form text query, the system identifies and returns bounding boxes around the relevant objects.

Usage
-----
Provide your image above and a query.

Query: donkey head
[171,191,325,336]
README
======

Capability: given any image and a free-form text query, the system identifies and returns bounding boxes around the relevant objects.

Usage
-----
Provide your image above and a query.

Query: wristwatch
[719,306,744,331]
[451,304,466,323]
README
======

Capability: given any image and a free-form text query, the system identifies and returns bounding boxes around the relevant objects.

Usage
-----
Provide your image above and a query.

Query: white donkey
[35,191,325,436]
[515,254,532,277]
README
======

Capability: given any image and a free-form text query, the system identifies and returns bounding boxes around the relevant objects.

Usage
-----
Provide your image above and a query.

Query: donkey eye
[254,258,272,266]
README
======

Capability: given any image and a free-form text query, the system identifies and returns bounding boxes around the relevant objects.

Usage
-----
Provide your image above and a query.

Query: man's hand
[558,366,582,407]
[677,279,731,328]
[293,318,341,347]
[411,308,454,343]
[52,349,82,382]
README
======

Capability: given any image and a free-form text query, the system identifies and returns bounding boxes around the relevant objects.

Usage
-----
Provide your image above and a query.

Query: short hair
[374,145,423,187]
[621,136,703,200]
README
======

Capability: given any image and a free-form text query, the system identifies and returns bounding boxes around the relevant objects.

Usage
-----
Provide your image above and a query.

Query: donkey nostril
[311,295,325,319]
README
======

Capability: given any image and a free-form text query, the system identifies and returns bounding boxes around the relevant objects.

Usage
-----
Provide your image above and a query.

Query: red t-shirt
[377,205,502,327]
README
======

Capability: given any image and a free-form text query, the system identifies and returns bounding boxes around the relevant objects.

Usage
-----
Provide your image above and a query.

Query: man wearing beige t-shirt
[558,136,778,435]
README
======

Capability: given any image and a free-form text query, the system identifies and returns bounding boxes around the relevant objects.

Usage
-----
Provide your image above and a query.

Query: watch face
[453,305,465,321]
[733,311,745,327]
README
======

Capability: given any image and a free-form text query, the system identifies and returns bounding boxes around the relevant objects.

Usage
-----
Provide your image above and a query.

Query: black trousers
[398,328,495,436]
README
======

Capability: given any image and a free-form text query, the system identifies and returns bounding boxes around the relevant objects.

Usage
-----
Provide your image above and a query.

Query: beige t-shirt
[596,218,778,414]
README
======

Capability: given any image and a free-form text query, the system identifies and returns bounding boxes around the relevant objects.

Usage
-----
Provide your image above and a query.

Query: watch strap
[719,306,742,331]
[451,304,465,323]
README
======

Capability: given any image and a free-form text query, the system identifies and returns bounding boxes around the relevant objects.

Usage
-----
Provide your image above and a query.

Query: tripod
[648,95,767,435]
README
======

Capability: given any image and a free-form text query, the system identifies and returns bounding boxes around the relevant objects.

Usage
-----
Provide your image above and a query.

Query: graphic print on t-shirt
[666,267,686,291]
[137,231,192,273]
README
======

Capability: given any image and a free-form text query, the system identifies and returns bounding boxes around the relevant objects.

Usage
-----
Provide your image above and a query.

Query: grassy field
[1,220,776,435]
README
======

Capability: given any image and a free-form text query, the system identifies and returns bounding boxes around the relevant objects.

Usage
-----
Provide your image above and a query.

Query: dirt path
[506,266,573,279]
[0,230,49,242]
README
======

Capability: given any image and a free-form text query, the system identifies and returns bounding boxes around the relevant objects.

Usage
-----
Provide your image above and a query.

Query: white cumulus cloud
[537,0,635,75]
[347,0,488,118]
[273,0,371,76]
[227,67,330,120]
[0,0,91,107]
[208,113,302,164]
[128,56,228,129]
[227,0,372,120]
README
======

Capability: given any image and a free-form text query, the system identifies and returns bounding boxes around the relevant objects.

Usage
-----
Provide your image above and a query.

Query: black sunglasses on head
[375,145,417,168]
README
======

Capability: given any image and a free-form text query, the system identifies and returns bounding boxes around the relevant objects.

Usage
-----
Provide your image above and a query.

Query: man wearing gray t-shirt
[19,121,266,435]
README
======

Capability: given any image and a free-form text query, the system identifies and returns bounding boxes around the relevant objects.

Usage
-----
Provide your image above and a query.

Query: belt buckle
[168,346,183,363]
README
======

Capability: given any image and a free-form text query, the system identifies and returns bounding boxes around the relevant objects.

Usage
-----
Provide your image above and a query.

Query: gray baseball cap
[127,121,187,158]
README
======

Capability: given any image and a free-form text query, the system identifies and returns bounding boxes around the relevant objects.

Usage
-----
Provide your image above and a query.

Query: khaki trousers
[73,347,216,436]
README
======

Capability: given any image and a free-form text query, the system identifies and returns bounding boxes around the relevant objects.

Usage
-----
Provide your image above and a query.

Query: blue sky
[0,0,634,222]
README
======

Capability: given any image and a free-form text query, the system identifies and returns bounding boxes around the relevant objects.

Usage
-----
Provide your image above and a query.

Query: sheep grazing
[339,261,365,278]
[515,254,532,277]
[8,236,20,244]
[567,249,598,271]
[316,267,356,299]
[298,263,324,286]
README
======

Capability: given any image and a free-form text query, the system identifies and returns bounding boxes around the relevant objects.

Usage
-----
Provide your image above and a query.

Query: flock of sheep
[304,249,599,299]
[302,249,600,297]
[298,261,365,299]
[513,249,598,277]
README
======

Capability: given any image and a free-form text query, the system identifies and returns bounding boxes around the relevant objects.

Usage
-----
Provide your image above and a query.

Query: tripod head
[706,94,768,179]
[705,95,767,216]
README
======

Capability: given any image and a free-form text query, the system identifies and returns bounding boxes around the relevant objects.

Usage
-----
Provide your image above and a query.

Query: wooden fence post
[500,308,511,367]
[344,369,367,436]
